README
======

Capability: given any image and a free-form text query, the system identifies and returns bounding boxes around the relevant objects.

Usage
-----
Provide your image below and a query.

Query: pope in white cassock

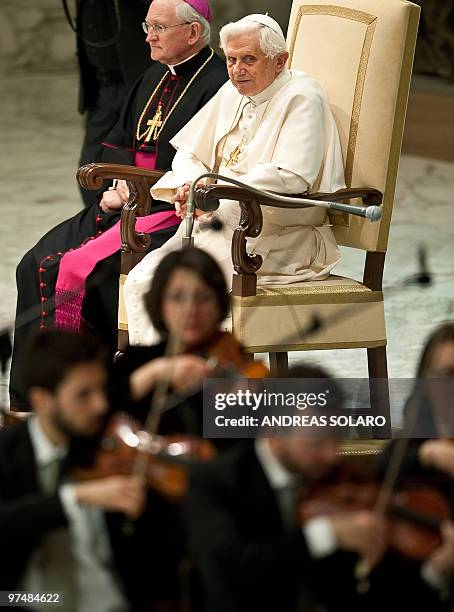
[124,13,346,346]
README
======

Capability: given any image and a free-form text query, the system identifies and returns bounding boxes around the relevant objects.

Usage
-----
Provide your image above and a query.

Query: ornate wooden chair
[78,0,420,433]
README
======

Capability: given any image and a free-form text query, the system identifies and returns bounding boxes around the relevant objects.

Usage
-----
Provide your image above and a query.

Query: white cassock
[124,69,346,346]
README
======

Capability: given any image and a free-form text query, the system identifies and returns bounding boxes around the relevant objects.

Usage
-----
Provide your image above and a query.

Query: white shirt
[255,438,337,559]
[22,417,129,612]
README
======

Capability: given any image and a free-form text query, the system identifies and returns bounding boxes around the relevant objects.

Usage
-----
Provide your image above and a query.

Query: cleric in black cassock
[11,12,227,408]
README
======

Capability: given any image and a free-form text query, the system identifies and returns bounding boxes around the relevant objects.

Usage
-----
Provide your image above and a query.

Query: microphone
[402,245,432,287]
[182,189,195,247]
[416,245,432,286]
[365,206,382,222]
[199,217,224,232]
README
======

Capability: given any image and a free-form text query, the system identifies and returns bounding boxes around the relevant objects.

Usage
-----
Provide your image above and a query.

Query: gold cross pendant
[226,142,243,167]
[144,106,163,142]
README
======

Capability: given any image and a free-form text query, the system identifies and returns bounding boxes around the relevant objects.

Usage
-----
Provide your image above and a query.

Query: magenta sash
[55,151,179,331]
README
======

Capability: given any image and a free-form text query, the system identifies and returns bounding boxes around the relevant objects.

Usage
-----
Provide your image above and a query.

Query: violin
[299,463,452,561]
[203,331,270,379]
[74,412,215,503]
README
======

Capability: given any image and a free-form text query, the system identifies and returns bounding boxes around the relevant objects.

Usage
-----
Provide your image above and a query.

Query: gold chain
[136,48,215,143]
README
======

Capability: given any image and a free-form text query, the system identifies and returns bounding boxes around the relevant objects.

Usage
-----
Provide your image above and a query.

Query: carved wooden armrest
[77,162,165,253]
[193,185,383,297]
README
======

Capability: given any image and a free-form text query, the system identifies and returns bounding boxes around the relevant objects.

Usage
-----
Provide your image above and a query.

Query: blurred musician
[109,246,251,442]
[402,323,454,604]
[186,363,453,611]
[0,329,178,611]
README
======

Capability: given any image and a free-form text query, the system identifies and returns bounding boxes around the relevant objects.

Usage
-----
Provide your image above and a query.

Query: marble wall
[0,0,77,77]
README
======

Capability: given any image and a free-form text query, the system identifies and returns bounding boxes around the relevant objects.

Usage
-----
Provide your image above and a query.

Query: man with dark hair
[186,364,450,611]
[0,329,177,611]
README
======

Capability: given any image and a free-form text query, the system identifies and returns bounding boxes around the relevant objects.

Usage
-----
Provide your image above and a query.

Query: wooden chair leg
[367,346,392,437]
[118,329,129,354]
[269,352,289,376]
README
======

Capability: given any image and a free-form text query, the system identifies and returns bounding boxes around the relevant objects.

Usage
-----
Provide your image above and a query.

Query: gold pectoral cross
[144,106,163,142]
[226,141,243,167]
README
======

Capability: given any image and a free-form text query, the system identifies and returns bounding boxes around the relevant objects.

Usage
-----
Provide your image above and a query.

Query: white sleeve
[303,516,338,559]
[150,149,209,203]
[421,561,450,600]
[58,483,79,521]
[235,165,309,195]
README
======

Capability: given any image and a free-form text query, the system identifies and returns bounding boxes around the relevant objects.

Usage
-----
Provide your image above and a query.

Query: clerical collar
[168,46,211,77]
[248,69,292,107]
[255,438,298,490]
[28,416,68,468]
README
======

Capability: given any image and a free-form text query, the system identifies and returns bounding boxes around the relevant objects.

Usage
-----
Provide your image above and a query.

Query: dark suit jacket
[76,0,149,113]
[0,421,179,610]
[186,444,451,612]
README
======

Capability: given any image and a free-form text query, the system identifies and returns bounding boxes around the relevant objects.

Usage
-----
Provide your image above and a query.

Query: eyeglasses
[142,21,189,35]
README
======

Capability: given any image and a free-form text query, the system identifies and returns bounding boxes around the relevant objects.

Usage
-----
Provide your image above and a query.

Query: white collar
[248,69,291,107]
[28,416,68,468]
[168,51,200,75]
[255,438,295,490]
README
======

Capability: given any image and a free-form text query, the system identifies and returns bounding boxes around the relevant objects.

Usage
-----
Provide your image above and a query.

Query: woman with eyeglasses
[108,247,255,445]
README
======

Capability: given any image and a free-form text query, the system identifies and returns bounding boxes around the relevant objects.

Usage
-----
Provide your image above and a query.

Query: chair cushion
[232,275,386,352]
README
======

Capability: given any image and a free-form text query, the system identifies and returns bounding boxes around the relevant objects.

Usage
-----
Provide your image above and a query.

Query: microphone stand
[181,172,383,245]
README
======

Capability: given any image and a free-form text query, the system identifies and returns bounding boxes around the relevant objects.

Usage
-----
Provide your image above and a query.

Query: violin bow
[131,267,201,482]
[354,393,424,592]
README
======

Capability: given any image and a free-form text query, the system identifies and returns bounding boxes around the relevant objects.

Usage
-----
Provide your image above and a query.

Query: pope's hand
[172,181,209,218]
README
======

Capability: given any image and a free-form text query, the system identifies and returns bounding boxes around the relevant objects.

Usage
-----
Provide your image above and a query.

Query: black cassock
[11,46,228,408]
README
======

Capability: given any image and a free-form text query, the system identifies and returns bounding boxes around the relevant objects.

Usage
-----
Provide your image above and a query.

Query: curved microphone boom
[182,172,382,243]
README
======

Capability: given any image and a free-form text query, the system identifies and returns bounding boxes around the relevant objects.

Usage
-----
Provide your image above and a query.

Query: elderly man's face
[225,31,288,97]
[144,0,201,65]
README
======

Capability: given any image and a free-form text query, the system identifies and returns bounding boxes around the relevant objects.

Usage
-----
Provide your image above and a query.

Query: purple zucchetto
[184,0,212,24]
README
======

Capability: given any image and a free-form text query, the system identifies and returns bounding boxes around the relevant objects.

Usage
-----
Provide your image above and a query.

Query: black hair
[288,363,344,410]
[404,322,454,435]
[22,329,107,395]
[415,322,454,378]
[144,247,230,334]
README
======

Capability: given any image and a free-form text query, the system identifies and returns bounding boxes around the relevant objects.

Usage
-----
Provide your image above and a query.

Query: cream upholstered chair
[192,0,420,434]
